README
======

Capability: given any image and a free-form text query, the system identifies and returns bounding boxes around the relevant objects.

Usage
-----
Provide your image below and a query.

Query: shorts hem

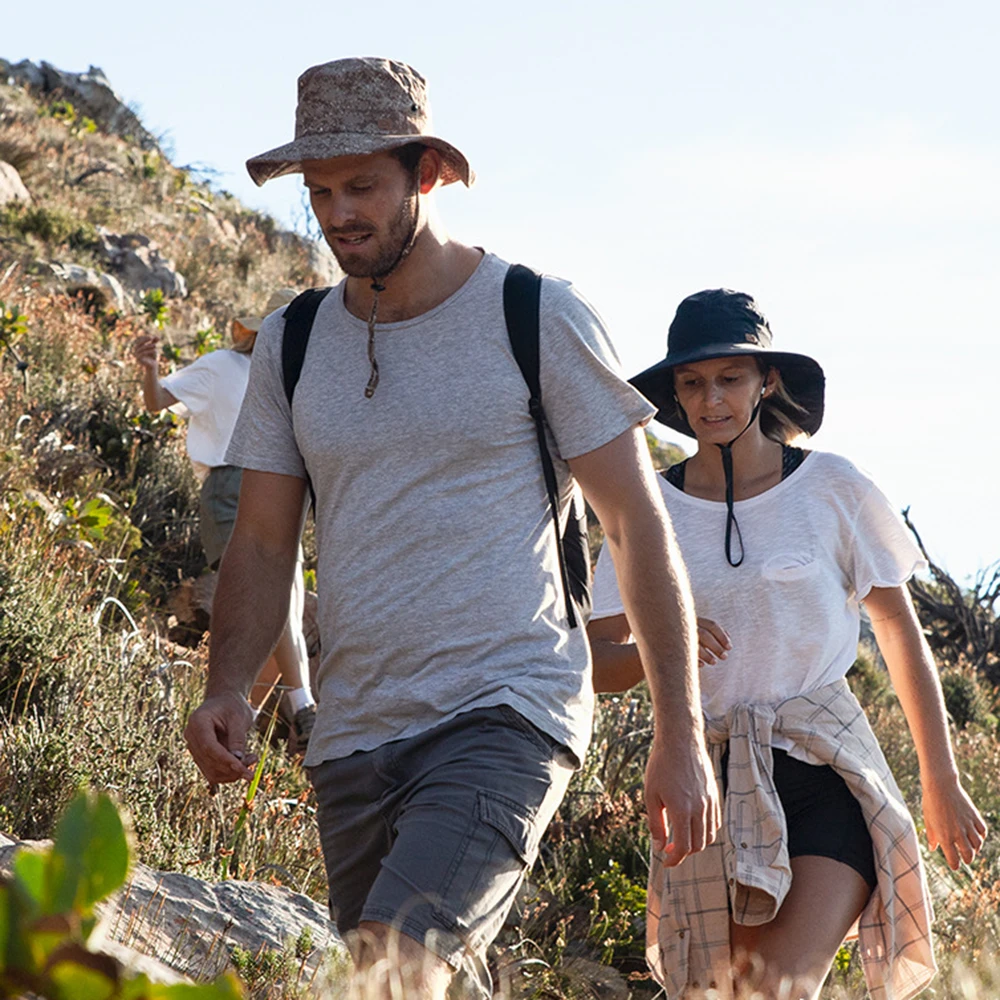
[787,849,877,892]
[358,905,468,971]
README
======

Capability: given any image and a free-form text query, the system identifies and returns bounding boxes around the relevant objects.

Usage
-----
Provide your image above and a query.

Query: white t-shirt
[162,349,251,482]
[227,252,656,765]
[591,451,925,738]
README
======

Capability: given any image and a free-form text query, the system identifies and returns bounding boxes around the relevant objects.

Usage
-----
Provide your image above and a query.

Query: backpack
[279,264,592,629]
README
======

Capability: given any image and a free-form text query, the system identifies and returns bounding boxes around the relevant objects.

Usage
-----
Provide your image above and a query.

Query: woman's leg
[730,855,871,1000]
[250,562,316,748]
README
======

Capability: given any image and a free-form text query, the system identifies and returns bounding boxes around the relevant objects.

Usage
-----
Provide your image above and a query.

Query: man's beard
[325,192,419,279]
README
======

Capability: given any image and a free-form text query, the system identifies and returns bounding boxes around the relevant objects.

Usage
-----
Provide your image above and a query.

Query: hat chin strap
[363,183,422,399]
[717,389,765,568]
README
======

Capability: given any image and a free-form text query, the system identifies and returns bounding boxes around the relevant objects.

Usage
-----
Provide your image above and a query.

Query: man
[184,57,719,1000]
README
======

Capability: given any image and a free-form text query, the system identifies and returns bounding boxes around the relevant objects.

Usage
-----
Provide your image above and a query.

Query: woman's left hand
[921,774,988,869]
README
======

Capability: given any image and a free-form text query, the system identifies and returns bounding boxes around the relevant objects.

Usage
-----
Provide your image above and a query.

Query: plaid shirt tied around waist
[646,678,936,1000]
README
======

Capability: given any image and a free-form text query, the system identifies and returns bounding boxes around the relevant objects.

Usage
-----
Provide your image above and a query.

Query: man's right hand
[184,693,257,785]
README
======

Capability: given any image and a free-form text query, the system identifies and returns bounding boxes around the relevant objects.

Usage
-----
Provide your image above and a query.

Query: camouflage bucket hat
[246,57,475,188]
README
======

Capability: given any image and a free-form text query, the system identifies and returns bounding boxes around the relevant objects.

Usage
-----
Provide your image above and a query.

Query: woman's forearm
[866,586,958,783]
[141,367,177,412]
[590,636,645,693]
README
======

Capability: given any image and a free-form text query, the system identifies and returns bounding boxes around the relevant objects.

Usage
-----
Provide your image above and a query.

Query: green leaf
[74,498,114,541]
[0,884,9,973]
[48,960,117,1000]
[152,973,245,998]
[12,849,49,910]
[49,790,132,917]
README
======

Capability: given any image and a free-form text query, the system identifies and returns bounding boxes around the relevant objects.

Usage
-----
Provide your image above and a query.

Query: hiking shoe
[292,704,317,750]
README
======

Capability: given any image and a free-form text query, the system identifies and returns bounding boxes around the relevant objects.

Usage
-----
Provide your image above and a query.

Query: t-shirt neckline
[662,450,818,510]
[333,250,496,332]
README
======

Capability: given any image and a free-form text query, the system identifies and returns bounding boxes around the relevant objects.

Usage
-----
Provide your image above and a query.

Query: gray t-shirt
[227,252,655,765]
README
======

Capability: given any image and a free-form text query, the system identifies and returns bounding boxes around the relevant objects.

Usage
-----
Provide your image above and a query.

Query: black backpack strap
[280,287,332,406]
[279,287,331,510]
[503,264,583,629]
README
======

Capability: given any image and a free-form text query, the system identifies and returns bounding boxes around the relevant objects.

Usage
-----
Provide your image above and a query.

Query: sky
[6,0,999,582]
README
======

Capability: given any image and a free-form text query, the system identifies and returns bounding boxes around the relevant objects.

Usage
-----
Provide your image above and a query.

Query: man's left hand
[645,734,721,866]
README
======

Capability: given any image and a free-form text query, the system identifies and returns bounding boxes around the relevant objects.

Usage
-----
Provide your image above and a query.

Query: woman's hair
[758,361,809,445]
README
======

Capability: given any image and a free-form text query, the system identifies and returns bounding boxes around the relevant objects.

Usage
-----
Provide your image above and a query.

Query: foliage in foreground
[0,788,242,999]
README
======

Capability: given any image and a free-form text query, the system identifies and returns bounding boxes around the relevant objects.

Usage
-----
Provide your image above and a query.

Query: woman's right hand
[698,617,732,666]
[131,334,160,373]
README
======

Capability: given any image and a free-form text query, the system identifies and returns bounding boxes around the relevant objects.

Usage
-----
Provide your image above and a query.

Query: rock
[98,230,188,299]
[560,957,631,1000]
[43,261,128,313]
[307,240,342,286]
[1,58,45,90]
[201,210,240,248]
[0,160,31,207]
[97,939,187,986]
[0,836,343,985]
[106,863,341,982]
[1,59,159,151]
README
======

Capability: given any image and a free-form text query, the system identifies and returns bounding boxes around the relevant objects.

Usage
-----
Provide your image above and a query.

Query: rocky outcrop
[98,229,188,299]
[39,232,189,309]
[0,160,31,206]
[106,861,340,982]
[307,240,342,286]
[0,833,342,986]
[1,59,159,151]
[41,261,129,313]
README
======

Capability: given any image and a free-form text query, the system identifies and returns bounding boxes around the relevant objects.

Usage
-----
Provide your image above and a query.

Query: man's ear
[417,149,444,195]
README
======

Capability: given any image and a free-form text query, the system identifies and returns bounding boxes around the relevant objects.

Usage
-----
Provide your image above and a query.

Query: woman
[132,288,317,750]
[588,289,986,1000]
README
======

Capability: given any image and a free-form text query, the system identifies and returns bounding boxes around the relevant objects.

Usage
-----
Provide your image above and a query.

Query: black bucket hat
[630,289,826,438]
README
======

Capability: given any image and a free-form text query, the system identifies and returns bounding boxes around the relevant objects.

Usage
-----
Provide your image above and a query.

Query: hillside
[1,61,999,999]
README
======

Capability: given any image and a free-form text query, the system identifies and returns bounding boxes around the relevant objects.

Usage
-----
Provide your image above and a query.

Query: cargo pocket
[477,790,541,866]
[434,790,540,944]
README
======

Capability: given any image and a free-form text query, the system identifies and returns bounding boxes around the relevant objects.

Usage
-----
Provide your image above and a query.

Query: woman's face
[673,356,772,445]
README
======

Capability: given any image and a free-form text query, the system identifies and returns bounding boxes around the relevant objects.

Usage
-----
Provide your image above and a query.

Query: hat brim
[234,316,262,333]
[246,132,475,188]
[630,344,826,438]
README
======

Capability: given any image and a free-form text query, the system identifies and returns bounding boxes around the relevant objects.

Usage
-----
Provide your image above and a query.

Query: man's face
[303,152,419,278]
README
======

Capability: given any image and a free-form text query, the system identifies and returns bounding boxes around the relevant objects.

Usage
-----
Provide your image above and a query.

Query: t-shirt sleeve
[224,312,307,479]
[850,484,927,601]
[537,278,656,460]
[161,354,218,417]
[591,538,628,620]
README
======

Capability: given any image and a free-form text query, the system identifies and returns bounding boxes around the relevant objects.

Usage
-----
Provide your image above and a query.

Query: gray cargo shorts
[308,705,575,995]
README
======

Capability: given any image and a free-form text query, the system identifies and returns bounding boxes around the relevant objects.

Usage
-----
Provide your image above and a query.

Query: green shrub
[141,289,169,329]
[194,326,223,356]
[0,201,99,250]
[941,669,997,730]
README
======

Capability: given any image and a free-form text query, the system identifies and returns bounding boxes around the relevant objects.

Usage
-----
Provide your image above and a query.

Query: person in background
[132,289,317,751]
[588,289,986,1000]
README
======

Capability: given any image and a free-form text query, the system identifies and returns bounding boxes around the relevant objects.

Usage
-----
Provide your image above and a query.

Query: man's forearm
[207,532,296,700]
[606,514,702,736]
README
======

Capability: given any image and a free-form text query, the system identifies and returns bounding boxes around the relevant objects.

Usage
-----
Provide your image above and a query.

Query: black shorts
[722,746,877,891]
